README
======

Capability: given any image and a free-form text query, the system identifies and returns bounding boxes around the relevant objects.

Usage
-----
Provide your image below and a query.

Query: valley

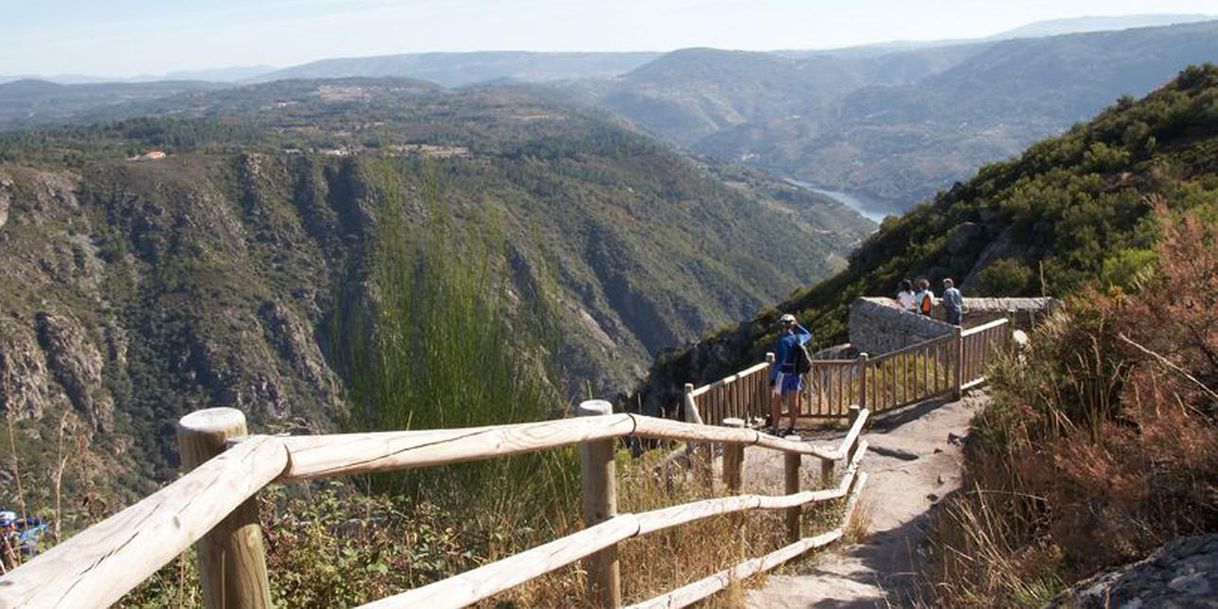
[0,80,870,495]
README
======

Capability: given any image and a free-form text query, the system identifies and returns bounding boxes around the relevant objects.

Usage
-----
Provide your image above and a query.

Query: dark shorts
[773,373,802,395]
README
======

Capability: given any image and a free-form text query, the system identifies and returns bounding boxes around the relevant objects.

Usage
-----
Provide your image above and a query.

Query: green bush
[977,258,1034,295]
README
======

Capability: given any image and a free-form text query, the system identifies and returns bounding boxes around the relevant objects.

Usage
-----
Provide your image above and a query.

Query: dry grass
[923,204,1218,607]
[842,488,875,544]
[497,443,857,607]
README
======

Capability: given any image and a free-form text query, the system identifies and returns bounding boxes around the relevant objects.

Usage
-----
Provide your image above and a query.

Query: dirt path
[742,392,988,608]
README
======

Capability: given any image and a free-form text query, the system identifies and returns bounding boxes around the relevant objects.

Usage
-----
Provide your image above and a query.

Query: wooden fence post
[856,352,869,413]
[722,418,745,492]
[784,435,801,543]
[578,399,621,609]
[682,383,702,424]
[177,408,272,609]
[683,383,713,492]
[764,352,776,427]
[847,406,862,463]
[952,325,964,400]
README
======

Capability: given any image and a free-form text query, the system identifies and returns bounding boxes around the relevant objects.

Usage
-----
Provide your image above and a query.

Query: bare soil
[743,392,988,608]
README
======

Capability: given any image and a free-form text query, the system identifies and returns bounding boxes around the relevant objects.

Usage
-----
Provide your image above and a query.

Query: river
[784,179,892,224]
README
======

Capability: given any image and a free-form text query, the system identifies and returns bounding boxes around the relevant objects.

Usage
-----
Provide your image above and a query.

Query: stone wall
[849,296,1060,356]
[959,297,1059,332]
[848,297,954,355]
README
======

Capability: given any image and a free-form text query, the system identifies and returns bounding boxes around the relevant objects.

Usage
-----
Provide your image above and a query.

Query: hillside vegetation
[0,81,869,502]
[925,199,1218,606]
[636,64,1218,414]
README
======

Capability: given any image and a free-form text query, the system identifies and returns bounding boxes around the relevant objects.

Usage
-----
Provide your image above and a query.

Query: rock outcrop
[0,175,12,228]
[1045,535,1218,609]
[0,317,54,419]
[35,311,113,432]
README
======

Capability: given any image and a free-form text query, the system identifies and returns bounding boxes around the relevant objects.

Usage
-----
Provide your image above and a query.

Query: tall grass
[329,157,578,518]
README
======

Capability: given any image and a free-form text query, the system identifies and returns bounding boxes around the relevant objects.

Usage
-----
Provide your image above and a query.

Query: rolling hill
[598,20,1218,215]
[0,79,227,129]
[254,51,662,87]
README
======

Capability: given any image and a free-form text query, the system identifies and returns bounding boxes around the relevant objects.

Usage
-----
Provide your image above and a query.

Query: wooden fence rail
[0,406,871,609]
[360,442,869,609]
[685,360,771,427]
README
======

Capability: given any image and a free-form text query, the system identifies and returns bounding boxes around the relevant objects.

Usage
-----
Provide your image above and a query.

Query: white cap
[779,313,796,324]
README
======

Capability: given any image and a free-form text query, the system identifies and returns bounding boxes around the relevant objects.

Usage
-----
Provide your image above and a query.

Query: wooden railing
[0,403,871,609]
[842,333,959,414]
[688,318,1012,423]
[683,360,771,426]
[959,318,1011,390]
[804,357,864,417]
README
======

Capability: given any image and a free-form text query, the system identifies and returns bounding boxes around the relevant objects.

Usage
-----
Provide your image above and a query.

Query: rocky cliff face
[0,129,868,490]
[0,160,354,485]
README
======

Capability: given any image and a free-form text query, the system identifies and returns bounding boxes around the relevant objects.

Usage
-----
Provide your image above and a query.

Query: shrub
[924,202,1218,607]
[977,258,1033,295]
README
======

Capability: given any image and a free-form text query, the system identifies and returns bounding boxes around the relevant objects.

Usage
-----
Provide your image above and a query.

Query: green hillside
[0,80,869,497]
[635,63,1218,413]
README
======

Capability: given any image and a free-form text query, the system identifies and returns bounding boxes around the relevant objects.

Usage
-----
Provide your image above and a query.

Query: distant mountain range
[3,14,1216,216]
[5,14,1209,86]
[593,19,1218,214]
[0,65,276,85]
[252,52,662,88]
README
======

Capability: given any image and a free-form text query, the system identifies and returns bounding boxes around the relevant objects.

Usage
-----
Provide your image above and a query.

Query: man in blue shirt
[770,313,812,436]
[942,278,964,326]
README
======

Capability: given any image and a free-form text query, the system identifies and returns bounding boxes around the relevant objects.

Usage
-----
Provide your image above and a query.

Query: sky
[3,0,1216,77]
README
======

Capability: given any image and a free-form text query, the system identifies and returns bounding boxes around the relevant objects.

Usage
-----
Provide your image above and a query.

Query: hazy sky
[4,0,1216,77]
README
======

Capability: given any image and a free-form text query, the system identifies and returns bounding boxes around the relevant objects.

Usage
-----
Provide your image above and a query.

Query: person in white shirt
[896,279,916,310]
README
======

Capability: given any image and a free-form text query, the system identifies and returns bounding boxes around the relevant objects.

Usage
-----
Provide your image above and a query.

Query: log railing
[686,318,1012,422]
[0,404,871,609]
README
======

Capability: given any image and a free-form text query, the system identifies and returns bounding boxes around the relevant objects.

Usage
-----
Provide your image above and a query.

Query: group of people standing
[897,277,964,325]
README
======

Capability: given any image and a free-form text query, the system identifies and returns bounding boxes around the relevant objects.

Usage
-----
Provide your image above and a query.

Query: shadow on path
[745,392,988,609]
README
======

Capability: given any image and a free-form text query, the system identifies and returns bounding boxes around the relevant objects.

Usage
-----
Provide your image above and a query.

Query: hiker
[942,278,964,325]
[914,278,935,316]
[769,313,812,437]
[896,279,916,310]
